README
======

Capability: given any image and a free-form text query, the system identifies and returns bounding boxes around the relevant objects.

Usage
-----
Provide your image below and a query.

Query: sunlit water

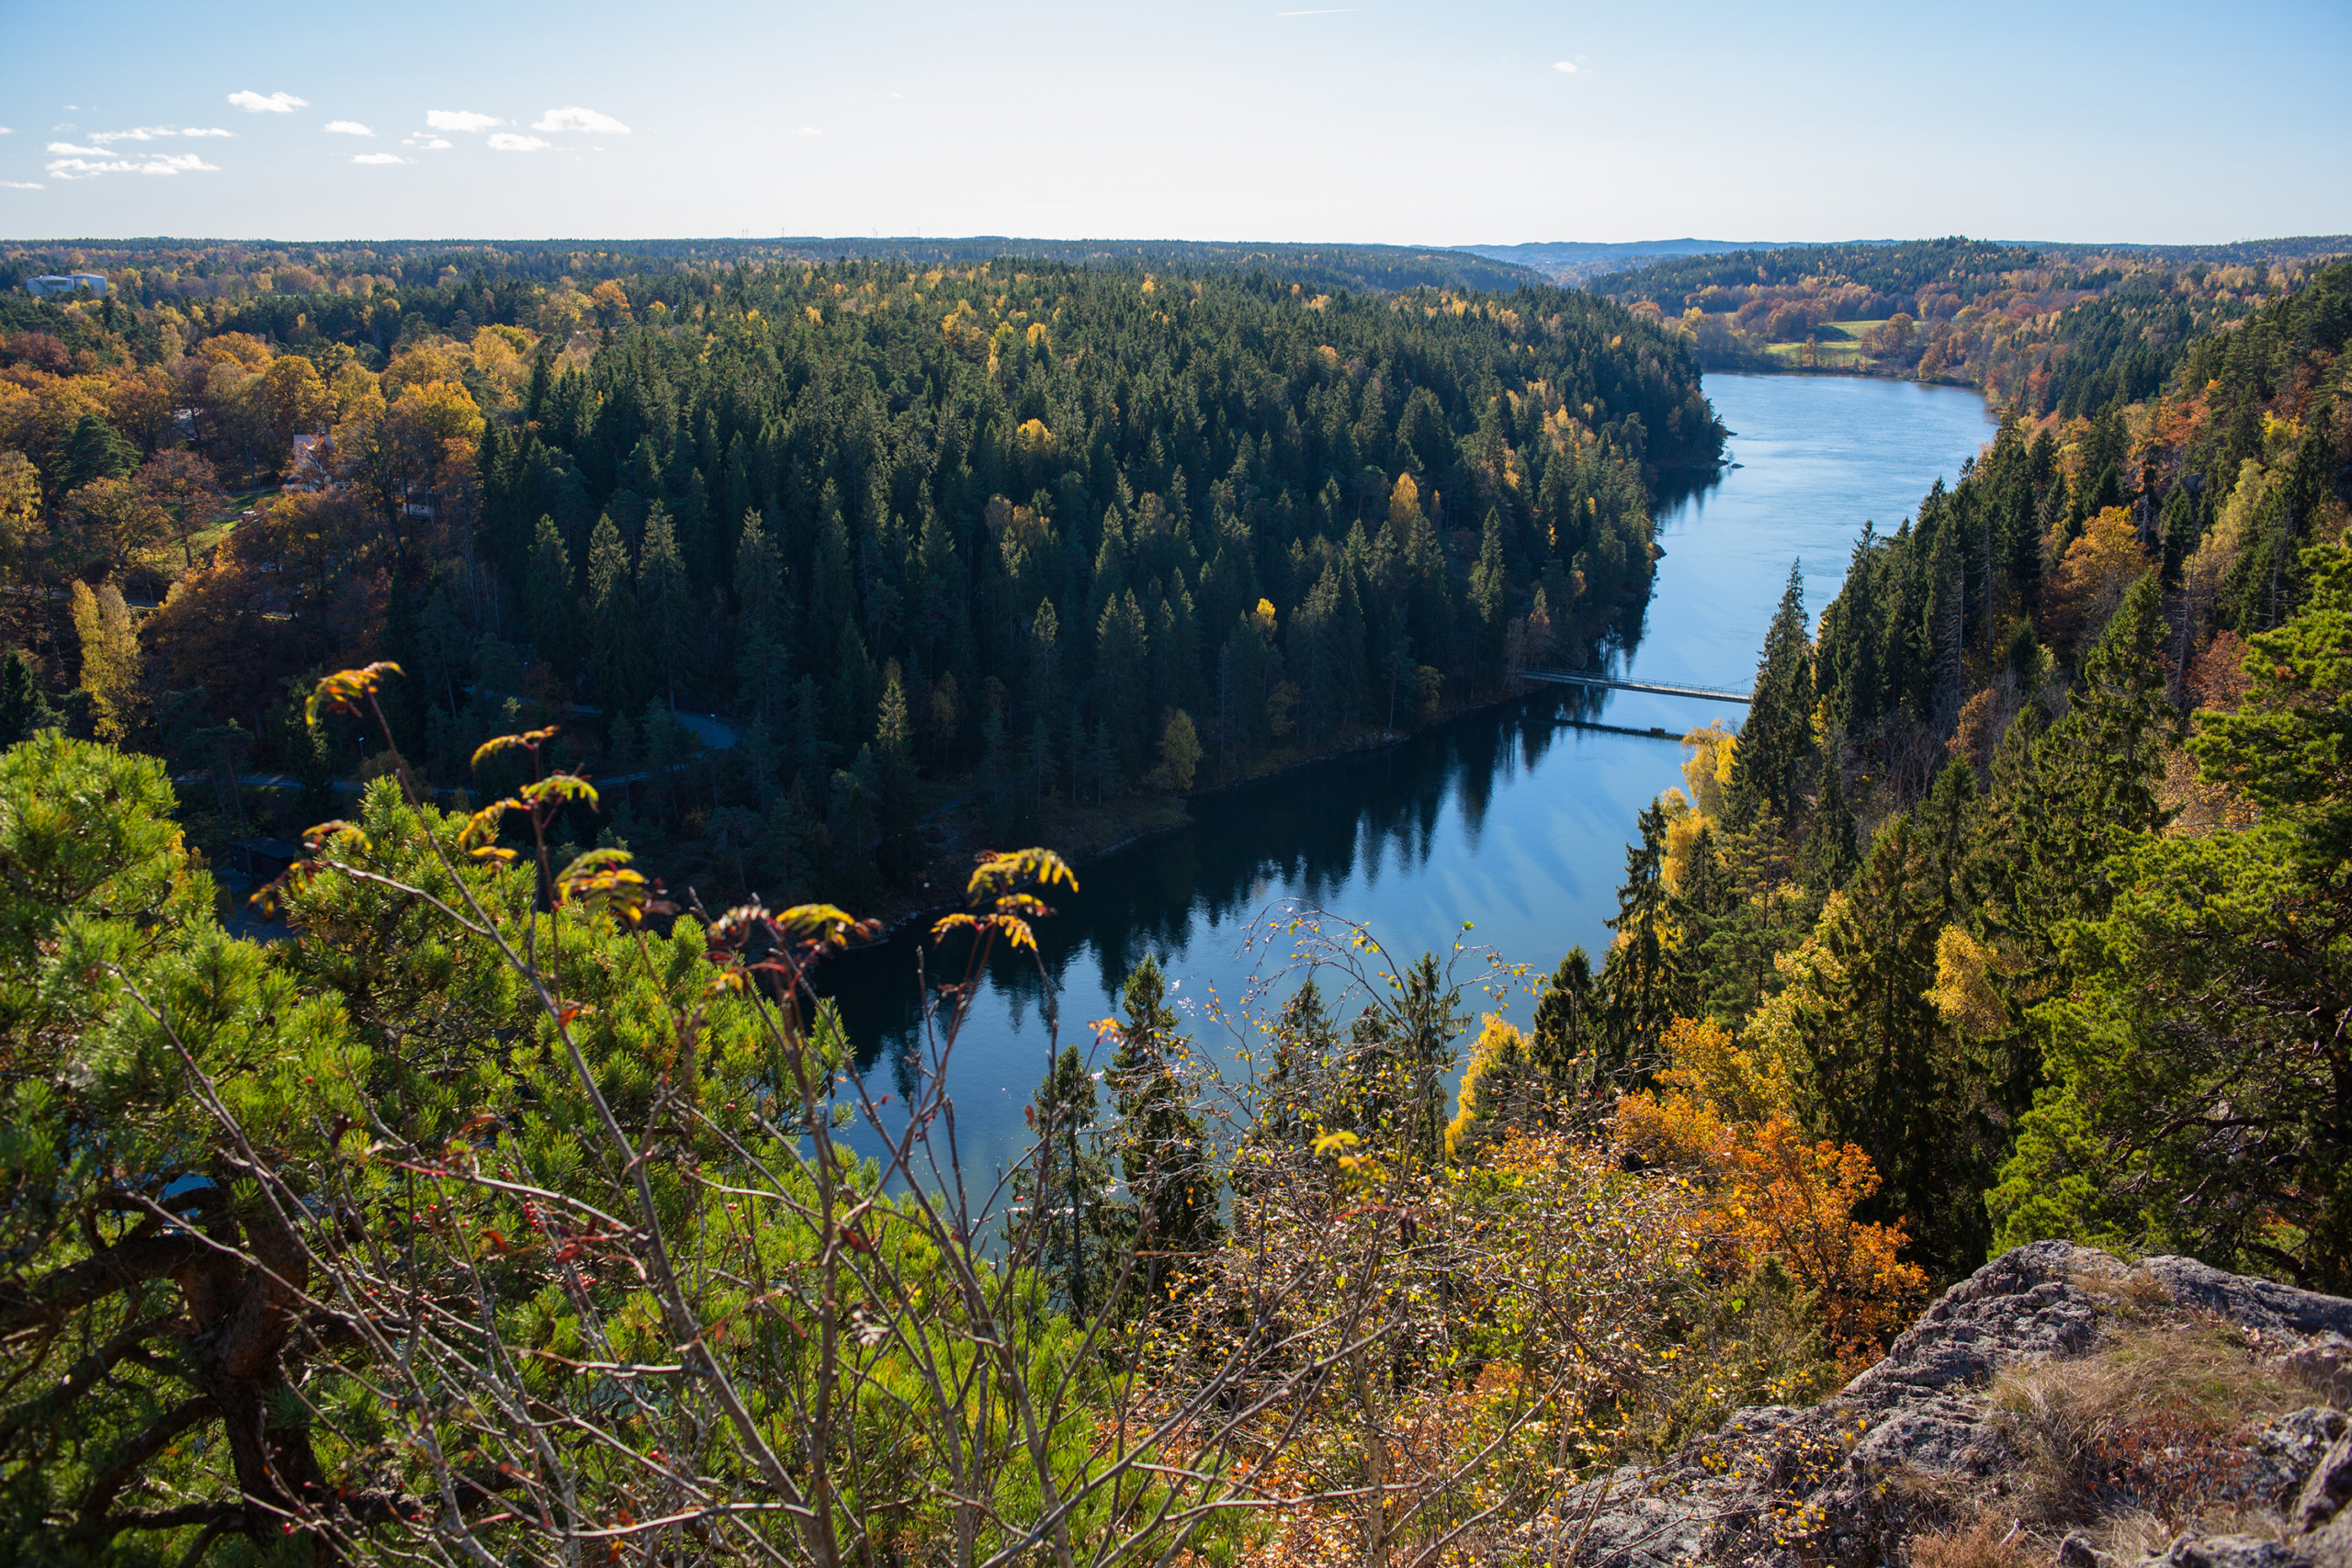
[820,373,1998,1180]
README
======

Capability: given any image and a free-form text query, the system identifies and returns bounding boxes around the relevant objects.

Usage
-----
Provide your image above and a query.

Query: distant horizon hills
[1450,234,2352,284]
[8,232,2347,296]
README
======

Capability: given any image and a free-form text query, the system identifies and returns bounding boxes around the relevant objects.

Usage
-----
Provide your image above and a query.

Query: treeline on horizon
[0,234,1544,307]
[1594,233,2352,418]
[0,244,1718,911]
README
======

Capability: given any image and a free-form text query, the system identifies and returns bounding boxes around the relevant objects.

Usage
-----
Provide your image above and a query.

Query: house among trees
[23,271,112,299]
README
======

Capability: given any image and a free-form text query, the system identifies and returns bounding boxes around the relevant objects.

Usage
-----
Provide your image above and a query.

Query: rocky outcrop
[1546,1241,2352,1568]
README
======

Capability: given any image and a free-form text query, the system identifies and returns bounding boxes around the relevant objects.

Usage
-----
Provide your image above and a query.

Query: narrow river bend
[823,372,1999,1178]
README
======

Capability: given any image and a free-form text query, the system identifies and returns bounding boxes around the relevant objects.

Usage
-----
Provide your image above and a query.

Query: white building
[24,272,111,299]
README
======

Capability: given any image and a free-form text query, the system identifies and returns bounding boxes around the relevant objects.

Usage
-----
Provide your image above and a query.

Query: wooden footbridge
[1514,668,1752,705]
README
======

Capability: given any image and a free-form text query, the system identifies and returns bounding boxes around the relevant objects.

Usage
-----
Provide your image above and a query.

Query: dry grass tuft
[2064,1263,2177,1322]
[1984,1323,2312,1559]
[1908,1516,2050,1568]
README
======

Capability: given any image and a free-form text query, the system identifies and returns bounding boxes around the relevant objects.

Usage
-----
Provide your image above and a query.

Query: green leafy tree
[1994,542,2352,1290]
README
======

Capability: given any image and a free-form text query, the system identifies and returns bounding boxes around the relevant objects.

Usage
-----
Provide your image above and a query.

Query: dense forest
[1592,234,2350,416]
[1,242,1718,912]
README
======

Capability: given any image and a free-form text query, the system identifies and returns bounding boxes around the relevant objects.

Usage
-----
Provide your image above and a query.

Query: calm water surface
[821,373,1997,1178]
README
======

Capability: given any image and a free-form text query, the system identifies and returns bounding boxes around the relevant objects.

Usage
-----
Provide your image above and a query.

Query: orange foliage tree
[1615,1016,1927,1371]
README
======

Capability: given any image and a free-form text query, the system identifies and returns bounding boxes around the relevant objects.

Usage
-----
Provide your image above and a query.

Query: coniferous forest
[2,243,1717,910]
[0,238,2347,1566]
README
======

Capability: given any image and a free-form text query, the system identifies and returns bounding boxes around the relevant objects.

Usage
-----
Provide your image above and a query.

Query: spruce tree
[585,513,641,716]
[874,665,922,886]
[1109,957,1220,1303]
[1599,800,1675,1082]
[637,503,697,707]
[1022,1045,1124,1321]
[1729,562,1816,826]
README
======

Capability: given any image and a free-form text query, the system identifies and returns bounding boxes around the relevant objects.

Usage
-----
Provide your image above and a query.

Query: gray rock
[1552,1243,2352,1568]
[2144,1535,2315,1568]
[2242,1410,2352,1508]
[2059,1532,2111,1568]
[2142,1258,2352,1340]
[2299,1431,2352,1533]
[2289,1337,2352,1409]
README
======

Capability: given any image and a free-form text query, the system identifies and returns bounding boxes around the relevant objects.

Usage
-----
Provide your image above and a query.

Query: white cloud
[85,125,236,143]
[426,109,503,132]
[1,181,40,190]
[1553,60,1577,73]
[351,152,406,164]
[486,131,552,152]
[47,142,111,156]
[46,151,219,179]
[533,106,628,134]
[797,126,823,136]
[0,127,16,135]
[324,120,375,136]
[228,90,307,113]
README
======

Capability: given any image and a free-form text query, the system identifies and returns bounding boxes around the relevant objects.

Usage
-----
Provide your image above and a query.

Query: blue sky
[2,0,2345,245]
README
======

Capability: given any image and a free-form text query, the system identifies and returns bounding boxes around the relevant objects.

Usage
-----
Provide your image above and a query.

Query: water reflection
[817,372,2000,1180]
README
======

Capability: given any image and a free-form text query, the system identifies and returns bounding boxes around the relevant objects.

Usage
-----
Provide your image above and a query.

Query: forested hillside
[1447,255,2352,1296]
[1592,233,2350,416]
[1,243,1718,910]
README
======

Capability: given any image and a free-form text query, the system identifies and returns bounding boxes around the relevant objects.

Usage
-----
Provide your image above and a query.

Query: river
[821,372,1999,1179]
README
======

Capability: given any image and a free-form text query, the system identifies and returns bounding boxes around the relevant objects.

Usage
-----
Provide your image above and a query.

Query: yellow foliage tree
[69,580,145,743]
[1157,708,1201,791]
[2043,504,2153,649]
[1445,1013,1539,1160]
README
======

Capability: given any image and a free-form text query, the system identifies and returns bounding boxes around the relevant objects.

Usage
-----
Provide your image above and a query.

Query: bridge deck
[1516,669,1752,705]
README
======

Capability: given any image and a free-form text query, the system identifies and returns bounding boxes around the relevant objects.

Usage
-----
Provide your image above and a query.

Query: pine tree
[1095,590,1149,775]
[1469,509,1509,682]
[874,664,922,886]
[1796,809,1974,1271]
[638,502,696,706]
[1109,956,1219,1303]
[0,648,61,746]
[526,514,578,678]
[1529,946,1599,1097]
[585,513,641,716]
[1022,1045,1125,1321]
[1599,800,1675,1083]
[1729,562,1815,826]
